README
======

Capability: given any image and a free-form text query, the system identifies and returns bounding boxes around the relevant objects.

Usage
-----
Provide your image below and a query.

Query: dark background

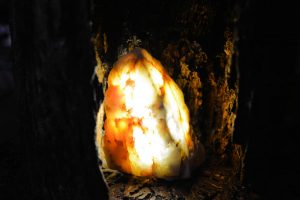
[237,1,300,198]
[1,0,299,199]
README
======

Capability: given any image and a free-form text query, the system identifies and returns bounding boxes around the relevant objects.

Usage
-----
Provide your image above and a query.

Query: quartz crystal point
[96,48,204,179]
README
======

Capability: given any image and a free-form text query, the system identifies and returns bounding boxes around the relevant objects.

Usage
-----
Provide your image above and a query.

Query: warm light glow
[96,48,204,179]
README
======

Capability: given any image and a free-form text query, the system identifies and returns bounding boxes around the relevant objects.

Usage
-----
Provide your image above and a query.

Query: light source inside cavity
[96,48,204,179]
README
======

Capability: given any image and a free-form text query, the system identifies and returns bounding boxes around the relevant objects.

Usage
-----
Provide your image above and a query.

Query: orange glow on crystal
[96,48,203,179]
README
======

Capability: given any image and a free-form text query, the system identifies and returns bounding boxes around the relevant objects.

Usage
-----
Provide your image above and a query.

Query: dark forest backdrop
[0,0,299,199]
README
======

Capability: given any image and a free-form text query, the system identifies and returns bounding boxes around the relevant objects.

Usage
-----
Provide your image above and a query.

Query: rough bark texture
[11,0,108,199]
[103,166,250,200]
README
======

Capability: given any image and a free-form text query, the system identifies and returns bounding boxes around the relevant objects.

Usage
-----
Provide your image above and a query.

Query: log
[92,0,248,199]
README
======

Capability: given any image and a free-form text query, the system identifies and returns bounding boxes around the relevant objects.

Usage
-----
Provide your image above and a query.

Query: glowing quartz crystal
[96,48,204,179]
